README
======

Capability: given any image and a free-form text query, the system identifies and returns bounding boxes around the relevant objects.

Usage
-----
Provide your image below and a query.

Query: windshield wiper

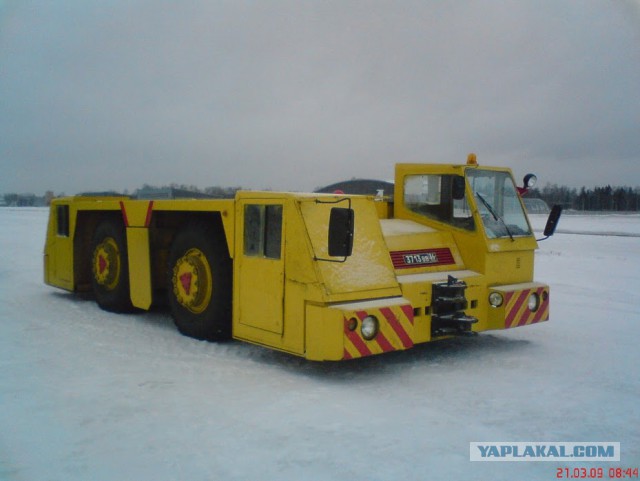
[475,192,514,241]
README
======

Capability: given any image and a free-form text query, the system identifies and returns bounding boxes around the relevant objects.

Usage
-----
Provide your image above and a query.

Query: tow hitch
[432,276,478,336]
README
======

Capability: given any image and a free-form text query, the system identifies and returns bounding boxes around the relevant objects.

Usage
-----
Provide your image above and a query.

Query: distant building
[315,179,395,198]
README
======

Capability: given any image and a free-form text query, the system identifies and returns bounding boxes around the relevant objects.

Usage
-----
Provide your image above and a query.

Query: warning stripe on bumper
[343,304,414,360]
[504,286,549,328]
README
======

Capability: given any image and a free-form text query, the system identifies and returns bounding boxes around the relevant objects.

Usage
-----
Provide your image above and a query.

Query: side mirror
[452,175,466,200]
[541,204,563,239]
[328,207,354,257]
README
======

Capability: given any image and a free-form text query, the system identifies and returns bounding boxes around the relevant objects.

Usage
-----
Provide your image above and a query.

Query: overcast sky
[1,1,639,195]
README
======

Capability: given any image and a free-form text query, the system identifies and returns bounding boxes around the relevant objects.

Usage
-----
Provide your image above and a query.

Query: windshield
[466,169,532,239]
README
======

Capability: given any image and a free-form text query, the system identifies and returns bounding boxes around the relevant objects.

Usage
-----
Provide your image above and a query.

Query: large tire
[167,223,232,341]
[91,220,134,312]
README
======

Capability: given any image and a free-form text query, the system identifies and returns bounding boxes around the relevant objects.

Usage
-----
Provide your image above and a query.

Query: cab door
[235,199,285,334]
[49,203,74,289]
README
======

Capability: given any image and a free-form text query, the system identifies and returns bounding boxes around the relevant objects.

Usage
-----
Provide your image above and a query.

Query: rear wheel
[91,220,133,312]
[167,223,232,341]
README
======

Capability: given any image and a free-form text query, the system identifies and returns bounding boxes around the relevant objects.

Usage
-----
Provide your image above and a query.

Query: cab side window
[56,205,70,237]
[404,175,475,231]
[244,204,283,259]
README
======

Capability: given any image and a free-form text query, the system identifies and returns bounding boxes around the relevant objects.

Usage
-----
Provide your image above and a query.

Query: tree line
[136,183,243,199]
[528,184,640,212]
[4,182,640,212]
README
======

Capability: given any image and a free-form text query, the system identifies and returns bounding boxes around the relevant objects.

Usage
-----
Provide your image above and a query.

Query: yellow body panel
[235,197,286,335]
[232,195,312,355]
[126,227,152,309]
[305,297,415,361]
[488,282,550,329]
[120,200,152,227]
[45,225,74,290]
[300,197,400,299]
[305,304,344,361]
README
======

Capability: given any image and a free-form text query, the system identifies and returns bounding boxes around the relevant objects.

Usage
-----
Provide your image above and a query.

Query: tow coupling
[432,276,478,336]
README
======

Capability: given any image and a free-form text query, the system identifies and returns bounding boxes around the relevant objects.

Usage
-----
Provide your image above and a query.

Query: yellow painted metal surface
[44,200,75,290]
[374,199,392,218]
[119,200,154,309]
[120,200,153,227]
[305,297,415,361]
[235,197,285,335]
[305,304,344,361]
[126,227,152,309]
[488,282,550,330]
[381,219,465,274]
[299,197,400,299]
[337,298,414,360]
[231,195,307,355]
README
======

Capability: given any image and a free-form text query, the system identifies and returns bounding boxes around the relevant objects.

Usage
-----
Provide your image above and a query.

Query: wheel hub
[172,248,212,314]
[93,237,120,290]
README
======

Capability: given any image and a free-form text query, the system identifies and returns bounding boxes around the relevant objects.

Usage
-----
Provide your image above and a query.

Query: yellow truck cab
[44,156,561,360]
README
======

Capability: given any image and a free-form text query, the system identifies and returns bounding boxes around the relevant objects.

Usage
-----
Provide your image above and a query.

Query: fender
[120,200,154,309]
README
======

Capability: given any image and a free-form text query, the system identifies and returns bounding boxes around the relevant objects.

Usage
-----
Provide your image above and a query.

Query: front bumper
[304,282,550,361]
[305,297,414,361]
[488,282,550,329]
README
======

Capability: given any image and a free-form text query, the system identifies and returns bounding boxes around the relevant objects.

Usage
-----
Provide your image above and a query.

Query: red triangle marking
[98,255,107,274]
[180,272,192,295]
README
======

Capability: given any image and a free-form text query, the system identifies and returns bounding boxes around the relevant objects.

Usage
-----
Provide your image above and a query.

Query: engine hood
[381,219,465,272]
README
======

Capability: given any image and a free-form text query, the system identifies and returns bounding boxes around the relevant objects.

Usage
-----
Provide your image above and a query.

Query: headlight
[489,292,503,307]
[528,293,540,311]
[361,315,379,340]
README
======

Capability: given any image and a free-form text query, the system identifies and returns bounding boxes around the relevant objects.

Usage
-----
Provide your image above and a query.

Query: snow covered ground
[1,208,639,481]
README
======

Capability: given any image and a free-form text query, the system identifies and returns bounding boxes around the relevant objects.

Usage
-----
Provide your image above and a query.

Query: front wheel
[167,223,232,341]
